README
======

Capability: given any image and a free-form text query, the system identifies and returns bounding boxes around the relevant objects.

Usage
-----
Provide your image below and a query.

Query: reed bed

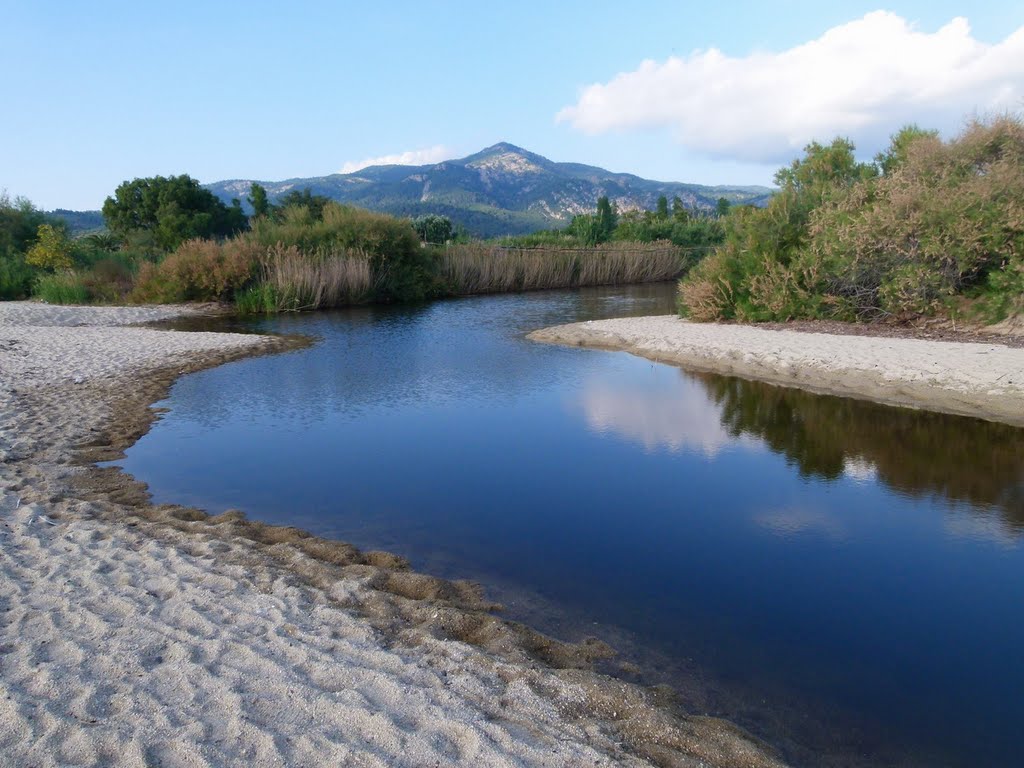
[238,245,372,312]
[441,241,687,295]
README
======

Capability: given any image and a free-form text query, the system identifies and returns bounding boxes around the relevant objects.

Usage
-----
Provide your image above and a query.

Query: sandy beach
[0,302,784,768]
[528,316,1024,427]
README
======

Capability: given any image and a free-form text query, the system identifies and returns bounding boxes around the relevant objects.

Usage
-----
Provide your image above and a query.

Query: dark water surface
[116,284,1024,767]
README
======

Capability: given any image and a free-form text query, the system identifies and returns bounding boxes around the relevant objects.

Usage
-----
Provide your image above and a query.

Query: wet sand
[528,316,1024,427]
[0,302,784,768]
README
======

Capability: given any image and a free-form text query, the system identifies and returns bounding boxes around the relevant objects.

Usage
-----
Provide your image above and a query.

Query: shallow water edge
[32,321,787,767]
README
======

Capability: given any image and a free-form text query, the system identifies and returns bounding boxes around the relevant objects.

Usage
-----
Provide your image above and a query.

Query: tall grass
[239,245,371,312]
[33,271,90,304]
[440,241,686,295]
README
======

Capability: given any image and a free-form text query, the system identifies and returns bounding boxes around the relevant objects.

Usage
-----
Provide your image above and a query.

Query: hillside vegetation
[680,115,1024,325]
[2,176,714,310]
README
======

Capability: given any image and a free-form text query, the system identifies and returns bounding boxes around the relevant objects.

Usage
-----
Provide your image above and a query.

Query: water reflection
[693,372,1024,524]
[753,505,847,540]
[577,376,761,458]
[572,367,1024,531]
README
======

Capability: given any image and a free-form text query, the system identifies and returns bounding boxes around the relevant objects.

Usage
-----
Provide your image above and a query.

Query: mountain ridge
[206,143,773,238]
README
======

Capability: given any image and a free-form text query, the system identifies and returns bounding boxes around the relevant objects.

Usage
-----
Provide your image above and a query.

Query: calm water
[116,284,1024,767]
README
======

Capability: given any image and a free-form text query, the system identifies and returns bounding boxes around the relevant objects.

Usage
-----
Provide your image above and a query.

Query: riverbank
[528,316,1024,427]
[0,301,783,768]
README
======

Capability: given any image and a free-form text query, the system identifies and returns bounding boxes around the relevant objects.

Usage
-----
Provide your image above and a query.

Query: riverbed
[114,283,1024,767]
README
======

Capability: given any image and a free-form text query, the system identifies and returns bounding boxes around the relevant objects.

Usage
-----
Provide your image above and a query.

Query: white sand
[0,302,784,768]
[529,316,1024,426]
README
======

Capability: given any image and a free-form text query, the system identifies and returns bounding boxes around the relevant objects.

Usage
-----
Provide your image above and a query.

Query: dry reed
[259,244,372,311]
[441,242,685,295]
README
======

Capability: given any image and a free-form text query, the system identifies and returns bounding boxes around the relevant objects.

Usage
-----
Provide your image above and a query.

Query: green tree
[276,188,332,220]
[25,224,73,270]
[102,175,246,251]
[656,195,670,219]
[0,193,49,259]
[716,197,732,217]
[248,183,271,218]
[672,195,688,221]
[412,214,453,244]
[596,196,617,242]
[875,124,940,176]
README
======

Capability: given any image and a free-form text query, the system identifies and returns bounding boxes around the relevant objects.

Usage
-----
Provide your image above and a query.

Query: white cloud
[340,145,452,174]
[557,12,1024,162]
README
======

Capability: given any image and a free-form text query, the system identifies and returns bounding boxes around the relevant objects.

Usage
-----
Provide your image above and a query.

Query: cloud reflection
[577,377,759,457]
[754,506,847,541]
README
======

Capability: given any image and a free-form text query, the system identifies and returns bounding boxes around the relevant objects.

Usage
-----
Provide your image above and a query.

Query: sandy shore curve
[0,302,784,768]
[528,316,1024,427]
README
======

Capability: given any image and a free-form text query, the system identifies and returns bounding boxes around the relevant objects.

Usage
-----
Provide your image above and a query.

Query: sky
[2,1,1023,210]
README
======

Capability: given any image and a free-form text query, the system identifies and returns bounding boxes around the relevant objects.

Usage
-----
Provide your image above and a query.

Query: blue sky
[2,1,1022,209]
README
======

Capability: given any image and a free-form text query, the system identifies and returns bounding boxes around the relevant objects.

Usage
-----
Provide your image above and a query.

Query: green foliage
[671,196,687,220]
[0,254,35,299]
[412,214,453,244]
[567,196,620,246]
[234,282,279,314]
[0,193,50,259]
[248,183,271,218]
[47,209,106,236]
[249,202,427,301]
[680,116,1024,324]
[33,271,89,304]
[655,195,669,219]
[26,224,74,270]
[102,175,247,251]
[715,197,731,217]
[973,255,1024,322]
[596,196,617,241]
[79,231,122,253]
[275,188,331,221]
[875,124,940,176]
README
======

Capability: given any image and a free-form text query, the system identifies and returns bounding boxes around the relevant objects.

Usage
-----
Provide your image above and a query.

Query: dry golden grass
[441,242,685,295]
[259,245,371,310]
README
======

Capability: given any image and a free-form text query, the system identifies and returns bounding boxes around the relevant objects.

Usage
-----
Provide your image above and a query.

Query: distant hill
[49,209,105,236]
[206,143,773,238]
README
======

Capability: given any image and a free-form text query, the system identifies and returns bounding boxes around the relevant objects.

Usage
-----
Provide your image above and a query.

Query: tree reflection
[692,372,1024,525]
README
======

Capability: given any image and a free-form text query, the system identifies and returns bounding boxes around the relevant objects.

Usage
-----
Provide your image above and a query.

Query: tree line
[679,114,1024,325]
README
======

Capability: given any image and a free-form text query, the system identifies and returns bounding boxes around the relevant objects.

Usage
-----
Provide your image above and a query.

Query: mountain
[206,143,773,238]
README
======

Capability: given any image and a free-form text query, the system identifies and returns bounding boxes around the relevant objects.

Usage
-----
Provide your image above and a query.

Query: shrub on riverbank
[131,238,261,303]
[248,204,431,302]
[33,271,90,304]
[679,115,1024,323]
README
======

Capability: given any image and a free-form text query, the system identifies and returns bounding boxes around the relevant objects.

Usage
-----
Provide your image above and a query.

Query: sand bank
[0,302,784,767]
[528,316,1024,427]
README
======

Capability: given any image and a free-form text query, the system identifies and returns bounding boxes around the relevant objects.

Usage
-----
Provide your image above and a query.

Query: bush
[0,254,36,300]
[131,238,260,303]
[26,224,74,270]
[679,115,1024,324]
[80,258,136,303]
[249,203,428,301]
[33,271,89,304]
